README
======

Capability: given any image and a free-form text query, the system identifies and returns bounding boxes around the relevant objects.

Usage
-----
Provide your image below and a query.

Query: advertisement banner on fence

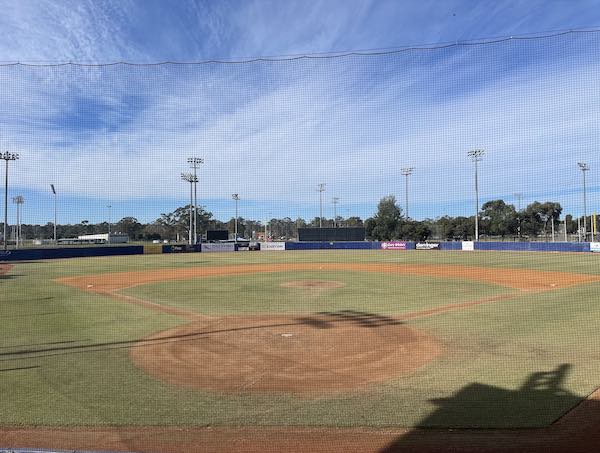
[416,242,440,250]
[260,242,286,251]
[170,245,193,253]
[462,241,475,251]
[591,242,600,253]
[201,243,236,253]
[381,241,407,250]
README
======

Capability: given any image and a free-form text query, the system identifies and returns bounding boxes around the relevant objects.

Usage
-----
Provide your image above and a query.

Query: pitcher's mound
[280,280,346,290]
[130,314,442,396]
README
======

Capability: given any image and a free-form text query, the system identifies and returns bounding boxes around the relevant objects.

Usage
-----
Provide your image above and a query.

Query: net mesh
[1,30,598,237]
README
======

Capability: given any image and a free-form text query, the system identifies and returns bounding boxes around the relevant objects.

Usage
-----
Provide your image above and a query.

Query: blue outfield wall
[285,241,380,250]
[0,241,595,262]
[162,244,202,253]
[0,245,144,261]
[439,242,462,250]
[474,242,590,253]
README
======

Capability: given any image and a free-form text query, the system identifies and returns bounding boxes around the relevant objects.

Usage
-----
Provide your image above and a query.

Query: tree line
[365,195,589,241]
[2,196,593,242]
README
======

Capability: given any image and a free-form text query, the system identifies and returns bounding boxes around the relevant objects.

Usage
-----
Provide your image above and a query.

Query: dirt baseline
[129,314,442,395]
[0,263,12,275]
[57,262,600,323]
[58,262,600,294]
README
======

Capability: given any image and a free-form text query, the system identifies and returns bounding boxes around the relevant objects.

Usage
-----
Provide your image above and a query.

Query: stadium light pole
[51,184,57,243]
[232,194,240,243]
[401,167,414,219]
[107,205,112,240]
[188,157,204,244]
[317,183,326,228]
[181,173,196,245]
[468,149,485,241]
[578,162,589,241]
[12,196,23,248]
[332,197,339,228]
[1,151,19,251]
[514,193,523,240]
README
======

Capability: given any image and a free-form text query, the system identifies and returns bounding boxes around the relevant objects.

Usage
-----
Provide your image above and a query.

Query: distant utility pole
[401,167,414,219]
[332,197,339,227]
[317,183,326,228]
[181,173,197,245]
[578,162,589,241]
[12,196,23,248]
[107,205,112,240]
[468,149,485,241]
[232,194,240,243]
[2,151,19,251]
[51,184,57,243]
[188,157,204,244]
[514,193,523,240]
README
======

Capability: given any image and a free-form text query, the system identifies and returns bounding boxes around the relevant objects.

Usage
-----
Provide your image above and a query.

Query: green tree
[115,217,143,240]
[344,216,364,227]
[365,195,402,240]
[398,220,432,241]
[521,201,562,238]
[480,200,518,238]
[565,214,577,234]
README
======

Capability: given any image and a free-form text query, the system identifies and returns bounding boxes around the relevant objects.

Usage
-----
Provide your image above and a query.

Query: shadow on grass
[380,364,600,452]
[0,365,40,373]
[0,338,92,350]
[0,310,403,361]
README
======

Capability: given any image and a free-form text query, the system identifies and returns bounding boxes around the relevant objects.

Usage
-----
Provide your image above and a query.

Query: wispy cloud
[1,0,600,223]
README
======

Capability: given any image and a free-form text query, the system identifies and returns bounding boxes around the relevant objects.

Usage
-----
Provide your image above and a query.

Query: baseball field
[2,249,600,452]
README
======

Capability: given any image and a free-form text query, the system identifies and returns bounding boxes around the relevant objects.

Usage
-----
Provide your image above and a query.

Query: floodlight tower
[51,184,57,243]
[107,205,112,239]
[332,197,340,228]
[12,195,24,248]
[317,183,326,228]
[468,149,485,241]
[181,173,197,245]
[578,162,590,241]
[187,157,204,244]
[401,167,414,219]
[1,151,19,251]
[232,194,240,243]
[514,193,523,240]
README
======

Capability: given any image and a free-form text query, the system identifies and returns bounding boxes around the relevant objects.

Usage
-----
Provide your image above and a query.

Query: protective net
[1,29,600,453]
[1,29,598,241]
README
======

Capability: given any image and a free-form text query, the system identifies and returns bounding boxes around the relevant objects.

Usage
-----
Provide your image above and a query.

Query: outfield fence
[0,241,598,262]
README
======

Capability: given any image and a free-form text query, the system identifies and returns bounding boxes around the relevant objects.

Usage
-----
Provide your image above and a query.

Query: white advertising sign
[416,243,440,250]
[591,242,600,253]
[380,241,407,250]
[261,242,286,251]
[201,243,236,253]
[462,241,475,251]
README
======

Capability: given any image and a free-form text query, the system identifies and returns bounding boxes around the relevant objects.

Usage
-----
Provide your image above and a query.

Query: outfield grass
[1,250,600,428]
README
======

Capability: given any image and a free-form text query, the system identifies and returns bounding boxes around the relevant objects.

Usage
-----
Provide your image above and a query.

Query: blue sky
[1,0,600,225]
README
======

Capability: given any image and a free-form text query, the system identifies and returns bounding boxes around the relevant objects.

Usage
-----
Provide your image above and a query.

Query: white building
[77,233,129,244]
